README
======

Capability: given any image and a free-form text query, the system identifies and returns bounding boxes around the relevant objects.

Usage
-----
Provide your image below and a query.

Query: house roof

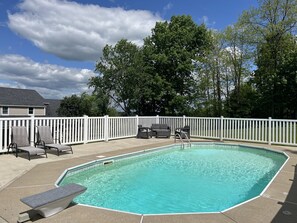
[0,87,46,107]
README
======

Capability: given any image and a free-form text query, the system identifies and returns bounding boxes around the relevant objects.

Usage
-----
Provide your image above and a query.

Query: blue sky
[0,0,258,99]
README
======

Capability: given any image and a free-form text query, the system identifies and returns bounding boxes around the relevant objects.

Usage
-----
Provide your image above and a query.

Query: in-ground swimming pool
[58,143,288,214]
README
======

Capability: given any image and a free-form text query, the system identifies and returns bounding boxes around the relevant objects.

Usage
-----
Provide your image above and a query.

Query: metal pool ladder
[175,131,191,149]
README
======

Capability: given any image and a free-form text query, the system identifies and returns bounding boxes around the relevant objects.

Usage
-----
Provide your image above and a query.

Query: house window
[28,107,34,115]
[2,106,8,115]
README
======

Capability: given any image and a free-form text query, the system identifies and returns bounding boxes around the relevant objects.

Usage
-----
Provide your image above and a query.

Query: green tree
[90,16,211,116]
[80,92,110,116]
[90,39,146,115]
[223,25,253,94]
[57,92,114,117]
[239,0,297,117]
[224,83,259,117]
[281,47,297,118]
[198,31,225,116]
[57,95,84,117]
[143,15,211,115]
[253,34,296,117]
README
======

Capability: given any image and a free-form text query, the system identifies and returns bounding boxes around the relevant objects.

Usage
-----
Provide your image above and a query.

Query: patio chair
[175,125,190,139]
[20,183,87,218]
[136,125,152,139]
[36,126,73,156]
[8,126,47,161]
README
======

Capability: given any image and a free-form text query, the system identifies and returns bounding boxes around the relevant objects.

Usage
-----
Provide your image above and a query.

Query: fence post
[220,116,224,142]
[136,115,139,135]
[30,114,35,146]
[268,117,272,145]
[83,115,89,144]
[183,115,186,127]
[104,115,109,142]
[156,115,159,124]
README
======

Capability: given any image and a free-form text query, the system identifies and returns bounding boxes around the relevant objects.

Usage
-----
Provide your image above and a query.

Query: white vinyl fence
[1,115,297,153]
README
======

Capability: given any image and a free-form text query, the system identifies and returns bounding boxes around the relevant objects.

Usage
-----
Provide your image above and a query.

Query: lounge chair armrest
[35,140,46,147]
[8,142,17,152]
[8,142,17,148]
[8,142,19,157]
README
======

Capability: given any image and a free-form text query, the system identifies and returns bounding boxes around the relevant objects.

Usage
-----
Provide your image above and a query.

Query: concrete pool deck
[0,138,296,223]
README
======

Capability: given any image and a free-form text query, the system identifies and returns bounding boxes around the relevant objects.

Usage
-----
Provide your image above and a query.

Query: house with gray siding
[0,87,60,117]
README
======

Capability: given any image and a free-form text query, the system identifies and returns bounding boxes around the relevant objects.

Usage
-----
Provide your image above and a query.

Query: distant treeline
[59,0,297,119]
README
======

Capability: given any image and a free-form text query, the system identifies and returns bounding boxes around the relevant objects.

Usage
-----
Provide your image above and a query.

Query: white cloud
[8,0,162,61]
[160,2,173,17]
[0,54,95,98]
[163,3,173,11]
[199,16,216,27]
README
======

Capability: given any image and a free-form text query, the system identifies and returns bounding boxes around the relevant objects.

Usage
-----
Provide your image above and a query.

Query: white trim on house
[0,104,44,108]
[1,106,9,116]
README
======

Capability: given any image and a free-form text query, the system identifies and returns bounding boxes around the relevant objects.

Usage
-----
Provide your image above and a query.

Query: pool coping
[0,139,296,223]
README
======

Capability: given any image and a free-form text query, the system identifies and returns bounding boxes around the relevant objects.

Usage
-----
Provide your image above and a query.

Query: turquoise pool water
[59,144,287,214]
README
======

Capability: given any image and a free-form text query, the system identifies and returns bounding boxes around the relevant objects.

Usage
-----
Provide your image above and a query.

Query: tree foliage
[239,0,297,118]
[86,3,297,118]
[255,34,297,117]
[57,95,83,117]
[224,83,259,117]
[141,15,211,115]
[90,39,146,115]
[90,15,211,116]
[198,24,253,117]
[57,92,116,117]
